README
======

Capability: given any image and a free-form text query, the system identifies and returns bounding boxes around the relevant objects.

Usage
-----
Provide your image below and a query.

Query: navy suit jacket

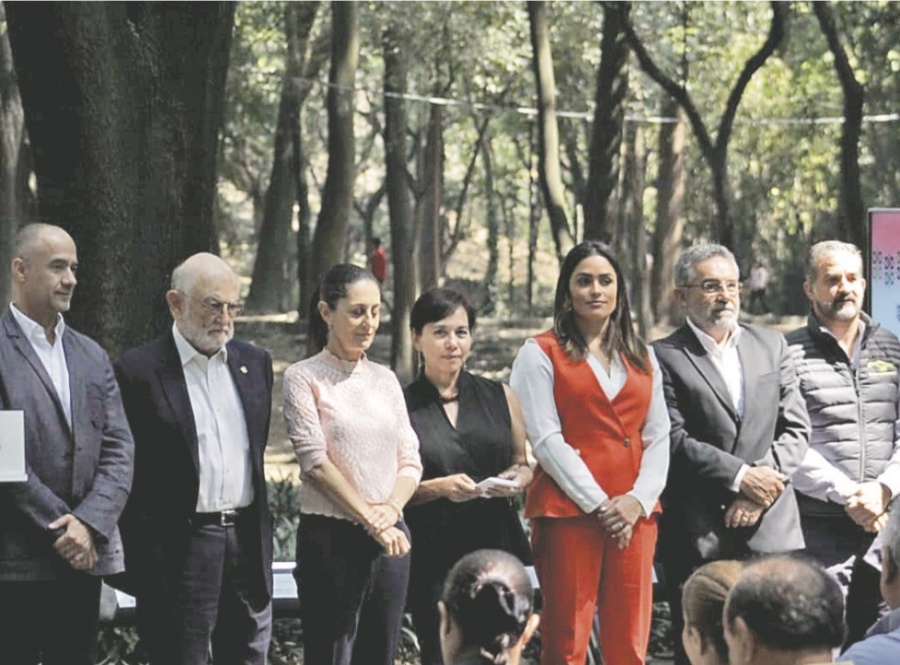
[0,308,134,580]
[652,323,810,560]
[113,330,273,599]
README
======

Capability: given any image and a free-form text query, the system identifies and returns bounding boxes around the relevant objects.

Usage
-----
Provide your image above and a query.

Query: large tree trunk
[527,0,573,263]
[583,1,629,243]
[245,1,320,313]
[813,2,866,249]
[418,103,443,290]
[0,1,25,311]
[652,100,686,325]
[6,2,234,355]
[383,25,416,382]
[309,1,357,285]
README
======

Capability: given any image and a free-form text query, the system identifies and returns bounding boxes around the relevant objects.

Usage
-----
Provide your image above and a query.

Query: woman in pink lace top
[283,263,423,665]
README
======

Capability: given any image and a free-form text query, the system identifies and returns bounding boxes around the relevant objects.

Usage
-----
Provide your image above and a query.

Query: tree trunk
[383,25,416,382]
[622,119,651,337]
[813,2,866,249]
[309,1,357,285]
[6,2,234,355]
[527,0,573,263]
[245,1,320,314]
[584,1,629,243]
[527,120,541,315]
[481,127,498,315]
[419,103,443,290]
[0,1,25,311]
[652,100,686,325]
[295,118,313,320]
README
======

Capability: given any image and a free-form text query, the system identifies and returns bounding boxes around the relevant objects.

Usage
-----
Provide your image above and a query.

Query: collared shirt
[172,323,253,512]
[686,317,748,491]
[11,303,72,428]
[686,317,744,415]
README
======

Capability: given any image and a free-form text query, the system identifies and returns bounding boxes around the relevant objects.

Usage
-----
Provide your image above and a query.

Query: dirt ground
[238,311,807,483]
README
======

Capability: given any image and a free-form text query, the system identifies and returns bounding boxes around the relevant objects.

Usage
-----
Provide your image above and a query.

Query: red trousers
[532,514,657,665]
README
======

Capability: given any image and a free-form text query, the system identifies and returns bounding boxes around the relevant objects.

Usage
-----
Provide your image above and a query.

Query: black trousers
[296,514,411,665]
[801,511,886,651]
[0,573,101,665]
[136,517,272,665]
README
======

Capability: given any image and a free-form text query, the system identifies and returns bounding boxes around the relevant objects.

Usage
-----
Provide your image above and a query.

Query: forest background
[1,0,898,375]
[0,1,898,663]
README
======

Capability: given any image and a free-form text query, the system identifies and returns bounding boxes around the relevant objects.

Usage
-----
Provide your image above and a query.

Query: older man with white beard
[787,240,900,649]
[113,253,274,665]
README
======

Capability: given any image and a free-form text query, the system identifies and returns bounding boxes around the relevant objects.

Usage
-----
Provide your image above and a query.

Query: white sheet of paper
[0,411,27,482]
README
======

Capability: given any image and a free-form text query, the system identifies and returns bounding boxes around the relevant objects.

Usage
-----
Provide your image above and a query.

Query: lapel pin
[240,366,248,374]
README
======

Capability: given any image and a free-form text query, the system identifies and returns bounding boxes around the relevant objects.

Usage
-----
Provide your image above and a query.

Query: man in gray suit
[0,223,134,665]
[652,244,810,665]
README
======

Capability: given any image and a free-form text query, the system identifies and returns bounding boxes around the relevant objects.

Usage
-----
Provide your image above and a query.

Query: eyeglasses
[182,293,244,317]
[682,280,742,295]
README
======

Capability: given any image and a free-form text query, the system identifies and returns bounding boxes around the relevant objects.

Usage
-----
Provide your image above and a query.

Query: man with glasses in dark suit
[652,243,810,665]
[114,253,274,665]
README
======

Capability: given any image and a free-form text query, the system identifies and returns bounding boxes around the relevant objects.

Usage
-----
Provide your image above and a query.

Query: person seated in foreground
[681,560,747,665]
[841,501,900,663]
[723,555,849,665]
[438,549,539,665]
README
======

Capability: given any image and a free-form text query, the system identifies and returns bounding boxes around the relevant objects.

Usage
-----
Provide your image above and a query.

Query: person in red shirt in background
[370,237,387,285]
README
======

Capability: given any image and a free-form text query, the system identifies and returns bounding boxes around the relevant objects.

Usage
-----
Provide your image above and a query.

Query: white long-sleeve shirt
[509,339,670,516]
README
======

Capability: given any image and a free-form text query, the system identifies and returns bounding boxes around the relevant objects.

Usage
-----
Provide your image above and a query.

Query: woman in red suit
[510,240,670,665]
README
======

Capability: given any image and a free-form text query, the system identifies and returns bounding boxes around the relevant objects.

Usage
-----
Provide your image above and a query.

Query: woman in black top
[405,288,533,665]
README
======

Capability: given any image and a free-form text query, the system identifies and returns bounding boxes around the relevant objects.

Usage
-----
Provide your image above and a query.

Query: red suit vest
[525,331,658,518]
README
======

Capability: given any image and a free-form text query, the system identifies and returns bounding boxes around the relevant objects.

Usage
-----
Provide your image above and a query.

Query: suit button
[624,438,631,448]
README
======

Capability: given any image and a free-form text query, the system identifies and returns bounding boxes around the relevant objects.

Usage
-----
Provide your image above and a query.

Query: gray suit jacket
[653,323,810,560]
[0,308,134,580]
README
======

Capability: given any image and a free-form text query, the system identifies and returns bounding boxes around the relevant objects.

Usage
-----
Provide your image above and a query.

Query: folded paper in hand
[0,411,27,483]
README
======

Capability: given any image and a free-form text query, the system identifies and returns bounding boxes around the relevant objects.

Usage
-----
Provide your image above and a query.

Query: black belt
[192,508,245,527]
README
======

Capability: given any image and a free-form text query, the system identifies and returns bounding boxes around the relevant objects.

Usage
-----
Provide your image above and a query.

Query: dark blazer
[0,308,134,580]
[652,323,810,560]
[112,330,273,599]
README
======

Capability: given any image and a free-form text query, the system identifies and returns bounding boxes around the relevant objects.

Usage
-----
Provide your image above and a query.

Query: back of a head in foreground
[682,560,747,664]
[724,555,844,656]
[440,549,535,665]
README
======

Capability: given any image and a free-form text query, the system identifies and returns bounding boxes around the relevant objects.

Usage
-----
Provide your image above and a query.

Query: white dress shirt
[685,317,749,491]
[172,324,254,512]
[11,304,72,429]
[509,339,670,517]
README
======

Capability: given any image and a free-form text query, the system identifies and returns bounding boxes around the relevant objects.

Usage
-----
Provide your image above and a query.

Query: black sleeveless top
[404,371,531,578]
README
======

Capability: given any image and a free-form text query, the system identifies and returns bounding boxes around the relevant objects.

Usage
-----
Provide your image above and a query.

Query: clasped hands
[843,481,891,533]
[364,502,409,557]
[725,466,785,529]
[596,495,643,550]
[49,514,97,571]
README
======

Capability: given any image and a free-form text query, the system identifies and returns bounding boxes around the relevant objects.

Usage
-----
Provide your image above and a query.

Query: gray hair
[674,244,738,287]
[805,241,863,283]
[170,260,193,293]
[885,501,900,570]
[12,223,70,259]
